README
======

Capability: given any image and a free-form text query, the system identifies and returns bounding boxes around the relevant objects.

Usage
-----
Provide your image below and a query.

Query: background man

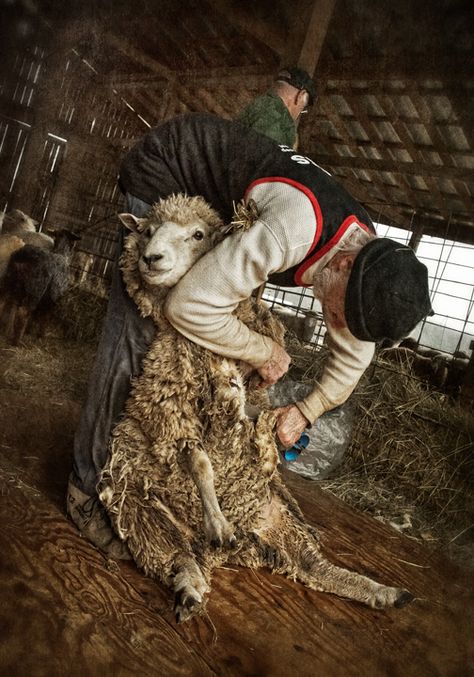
[236,66,316,148]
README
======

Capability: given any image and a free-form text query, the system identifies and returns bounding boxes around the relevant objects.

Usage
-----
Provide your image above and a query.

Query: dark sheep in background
[0,235,25,283]
[0,229,80,345]
[383,342,470,396]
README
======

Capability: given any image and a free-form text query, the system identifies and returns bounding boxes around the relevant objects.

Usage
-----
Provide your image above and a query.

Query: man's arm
[274,320,375,447]
[165,182,317,369]
[164,219,285,366]
[295,318,375,424]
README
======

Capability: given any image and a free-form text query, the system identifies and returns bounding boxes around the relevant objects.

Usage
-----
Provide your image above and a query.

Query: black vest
[120,113,376,287]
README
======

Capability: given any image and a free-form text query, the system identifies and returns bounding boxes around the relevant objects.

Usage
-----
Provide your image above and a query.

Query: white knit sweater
[165,182,375,424]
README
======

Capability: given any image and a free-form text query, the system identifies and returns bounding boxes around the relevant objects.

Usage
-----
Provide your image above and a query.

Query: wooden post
[460,341,474,407]
[297,0,337,76]
[408,218,424,252]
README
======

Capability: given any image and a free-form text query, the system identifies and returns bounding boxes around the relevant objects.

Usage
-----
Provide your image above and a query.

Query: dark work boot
[66,480,131,560]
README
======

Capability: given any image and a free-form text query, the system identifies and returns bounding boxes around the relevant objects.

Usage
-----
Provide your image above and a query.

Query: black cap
[345,238,433,343]
[276,66,316,105]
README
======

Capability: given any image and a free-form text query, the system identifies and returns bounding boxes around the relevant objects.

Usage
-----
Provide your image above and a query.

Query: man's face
[288,89,310,121]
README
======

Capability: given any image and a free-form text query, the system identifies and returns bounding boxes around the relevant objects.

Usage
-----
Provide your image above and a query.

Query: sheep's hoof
[173,587,202,623]
[263,544,282,569]
[394,590,415,608]
[371,586,414,609]
[210,532,237,550]
[205,513,237,550]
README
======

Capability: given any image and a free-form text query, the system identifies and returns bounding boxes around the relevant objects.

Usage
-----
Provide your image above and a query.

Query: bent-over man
[67,113,432,557]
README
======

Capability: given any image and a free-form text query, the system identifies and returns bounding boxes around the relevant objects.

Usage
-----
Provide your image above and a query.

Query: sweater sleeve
[165,183,317,365]
[295,318,375,424]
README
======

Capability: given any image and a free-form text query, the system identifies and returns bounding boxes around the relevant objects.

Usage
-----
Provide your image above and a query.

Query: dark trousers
[70,194,154,496]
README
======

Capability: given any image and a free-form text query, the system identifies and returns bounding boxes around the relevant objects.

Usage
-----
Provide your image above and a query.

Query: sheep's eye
[193,230,204,241]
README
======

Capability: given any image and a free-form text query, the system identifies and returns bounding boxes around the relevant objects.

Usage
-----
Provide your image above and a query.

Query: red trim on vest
[294,216,372,287]
[245,176,323,257]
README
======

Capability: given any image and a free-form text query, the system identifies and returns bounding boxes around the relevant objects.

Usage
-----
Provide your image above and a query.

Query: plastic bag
[268,377,355,480]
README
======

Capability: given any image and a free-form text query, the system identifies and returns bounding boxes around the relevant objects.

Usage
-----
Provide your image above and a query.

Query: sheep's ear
[118,213,145,232]
[210,223,231,246]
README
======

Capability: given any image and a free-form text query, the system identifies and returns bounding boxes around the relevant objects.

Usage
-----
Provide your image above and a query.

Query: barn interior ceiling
[1,0,473,244]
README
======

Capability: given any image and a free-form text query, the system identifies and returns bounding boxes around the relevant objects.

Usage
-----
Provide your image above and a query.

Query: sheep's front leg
[186,442,236,549]
[173,553,210,623]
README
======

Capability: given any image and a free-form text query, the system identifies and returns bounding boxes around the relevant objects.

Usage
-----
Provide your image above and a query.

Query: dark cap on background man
[276,67,317,105]
[345,238,433,343]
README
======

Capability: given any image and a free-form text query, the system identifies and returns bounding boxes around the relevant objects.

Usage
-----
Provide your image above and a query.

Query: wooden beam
[323,81,474,96]
[365,205,474,246]
[297,0,337,76]
[408,219,425,251]
[99,66,272,91]
[205,0,286,56]
[101,33,175,81]
[317,52,474,82]
[316,153,474,182]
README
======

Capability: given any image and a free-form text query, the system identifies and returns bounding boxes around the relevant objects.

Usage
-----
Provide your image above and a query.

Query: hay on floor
[284,331,474,552]
[53,284,108,344]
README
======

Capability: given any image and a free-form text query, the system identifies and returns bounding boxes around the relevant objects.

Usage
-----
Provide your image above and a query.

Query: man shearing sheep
[67,113,432,557]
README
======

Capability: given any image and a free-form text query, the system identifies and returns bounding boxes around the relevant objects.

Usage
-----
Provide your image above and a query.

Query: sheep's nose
[142,253,163,266]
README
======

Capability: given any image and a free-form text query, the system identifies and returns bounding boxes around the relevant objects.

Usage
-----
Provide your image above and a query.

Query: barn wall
[0,22,143,289]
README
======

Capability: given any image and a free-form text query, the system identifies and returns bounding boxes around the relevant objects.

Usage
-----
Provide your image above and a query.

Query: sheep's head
[119,194,223,289]
[2,209,38,235]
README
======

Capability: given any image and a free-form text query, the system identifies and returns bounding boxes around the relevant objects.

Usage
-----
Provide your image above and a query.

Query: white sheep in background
[1,209,54,249]
[99,194,413,622]
[0,234,25,283]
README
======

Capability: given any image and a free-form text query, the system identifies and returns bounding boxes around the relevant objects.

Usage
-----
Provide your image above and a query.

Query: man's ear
[118,213,145,232]
[296,89,308,108]
[331,252,355,272]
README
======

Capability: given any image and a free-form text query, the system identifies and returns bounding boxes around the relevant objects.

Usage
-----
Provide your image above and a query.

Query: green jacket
[235,91,296,147]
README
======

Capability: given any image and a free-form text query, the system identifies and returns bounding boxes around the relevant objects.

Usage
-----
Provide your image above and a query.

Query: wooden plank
[3,461,471,677]
[0,389,472,676]
[0,457,215,677]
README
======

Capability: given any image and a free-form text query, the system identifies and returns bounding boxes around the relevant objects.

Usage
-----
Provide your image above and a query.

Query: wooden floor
[0,393,473,676]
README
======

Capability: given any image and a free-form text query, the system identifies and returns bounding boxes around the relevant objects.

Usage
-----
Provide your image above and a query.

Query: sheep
[381,346,449,390]
[0,228,80,344]
[99,194,413,622]
[0,234,25,283]
[1,209,54,250]
[0,208,54,284]
[0,208,37,234]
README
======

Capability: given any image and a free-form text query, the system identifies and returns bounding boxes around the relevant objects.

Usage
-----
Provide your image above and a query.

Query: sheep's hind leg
[296,550,414,609]
[248,496,413,610]
[185,441,236,549]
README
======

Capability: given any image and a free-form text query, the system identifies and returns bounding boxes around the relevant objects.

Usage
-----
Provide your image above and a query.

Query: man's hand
[273,404,310,448]
[256,343,291,388]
